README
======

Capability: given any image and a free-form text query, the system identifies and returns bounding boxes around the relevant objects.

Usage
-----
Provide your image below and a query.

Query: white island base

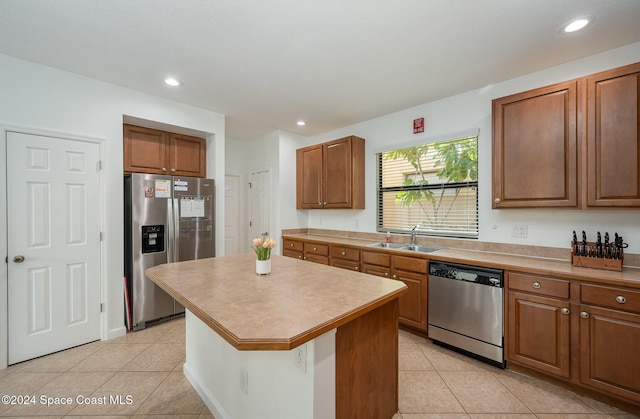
[183,310,337,419]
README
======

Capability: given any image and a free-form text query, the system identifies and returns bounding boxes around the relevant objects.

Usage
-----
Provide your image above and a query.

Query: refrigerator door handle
[173,197,180,262]
[166,197,174,263]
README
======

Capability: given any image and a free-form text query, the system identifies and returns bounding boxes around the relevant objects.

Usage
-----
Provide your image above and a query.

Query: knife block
[571,241,623,272]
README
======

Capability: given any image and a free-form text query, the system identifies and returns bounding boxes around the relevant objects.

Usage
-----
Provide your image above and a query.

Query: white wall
[0,53,226,360]
[284,41,640,254]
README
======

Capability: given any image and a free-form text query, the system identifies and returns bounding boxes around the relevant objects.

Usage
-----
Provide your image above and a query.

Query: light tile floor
[0,317,637,418]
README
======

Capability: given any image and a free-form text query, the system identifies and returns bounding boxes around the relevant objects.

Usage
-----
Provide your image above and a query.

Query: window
[376,135,478,238]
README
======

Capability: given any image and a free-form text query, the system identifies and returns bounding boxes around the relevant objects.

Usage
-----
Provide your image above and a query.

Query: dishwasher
[428,261,505,368]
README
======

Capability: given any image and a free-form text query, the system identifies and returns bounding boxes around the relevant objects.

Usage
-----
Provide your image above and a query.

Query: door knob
[13,255,25,263]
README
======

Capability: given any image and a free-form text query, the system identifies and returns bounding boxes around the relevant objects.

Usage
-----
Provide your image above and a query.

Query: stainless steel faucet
[411,224,420,246]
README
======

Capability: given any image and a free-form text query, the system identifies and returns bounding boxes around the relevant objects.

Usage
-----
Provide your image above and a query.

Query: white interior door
[248,170,270,247]
[224,175,242,256]
[7,131,101,364]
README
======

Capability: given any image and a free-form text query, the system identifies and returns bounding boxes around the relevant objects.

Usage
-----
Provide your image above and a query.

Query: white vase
[256,259,271,275]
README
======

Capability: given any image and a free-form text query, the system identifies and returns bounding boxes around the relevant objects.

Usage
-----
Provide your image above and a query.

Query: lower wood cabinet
[330,246,360,272]
[579,284,640,404]
[361,251,427,332]
[506,271,640,407]
[507,291,571,378]
[507,272,571,378]
[303,242,329,265]
[282,238,303,260]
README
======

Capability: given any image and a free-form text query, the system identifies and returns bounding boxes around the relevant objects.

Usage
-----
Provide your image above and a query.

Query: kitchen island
[146,253,407,419]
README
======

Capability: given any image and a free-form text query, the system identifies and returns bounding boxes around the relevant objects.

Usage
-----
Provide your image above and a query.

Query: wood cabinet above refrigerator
[124,124,206,178]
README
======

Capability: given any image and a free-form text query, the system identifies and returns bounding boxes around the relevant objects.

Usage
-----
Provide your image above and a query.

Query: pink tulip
[253,238,262,247]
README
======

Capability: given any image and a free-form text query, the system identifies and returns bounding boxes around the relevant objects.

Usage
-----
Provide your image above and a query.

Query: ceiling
[1,1,640,141]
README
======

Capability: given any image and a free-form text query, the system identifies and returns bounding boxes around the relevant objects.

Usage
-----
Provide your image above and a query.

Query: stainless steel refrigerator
[124,173,215,330]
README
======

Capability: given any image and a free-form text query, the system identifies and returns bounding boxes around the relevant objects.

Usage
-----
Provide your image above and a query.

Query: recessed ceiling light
[564,18,589,33]
[297,121,306,126]
[164,77,181,87]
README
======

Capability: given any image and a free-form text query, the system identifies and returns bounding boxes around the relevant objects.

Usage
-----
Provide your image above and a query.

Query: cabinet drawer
[393,256,427,273]
[283,249,303,260]
[581,283,640,313]
[361,251,391,267]
[508,272,570,299]
[304,243,329,256]
[330,246,360,261]
[304,254,329,265]
[283,239,303,252]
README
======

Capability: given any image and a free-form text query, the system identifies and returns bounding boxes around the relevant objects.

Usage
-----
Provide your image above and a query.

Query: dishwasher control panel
[429,261,503,287]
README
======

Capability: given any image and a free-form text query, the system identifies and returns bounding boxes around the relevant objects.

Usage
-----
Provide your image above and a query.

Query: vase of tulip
[251,232,276,275]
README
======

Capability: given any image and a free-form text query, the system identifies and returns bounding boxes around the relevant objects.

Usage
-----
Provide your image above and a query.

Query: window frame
[375,135,479,239]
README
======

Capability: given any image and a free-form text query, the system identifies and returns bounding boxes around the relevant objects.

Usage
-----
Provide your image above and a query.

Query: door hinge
[99,231,104,241]
[100,303,104,313]
[248,182,252,188]
[249,221,252,227]
[96,160,102,171]
[4,256,7,263]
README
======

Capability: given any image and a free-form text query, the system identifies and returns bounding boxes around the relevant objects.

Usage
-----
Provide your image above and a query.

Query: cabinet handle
[384,272,388,277]
[313,247,317,251]
[341,251,346,256]
[580,311,590,319]
[616,295,627,304]
[354,266,359,271]
[298,255,302,259]
[162,167,167,172]
[171,168,176,172]
[290,243,294,247]
[561,308,570,315]
[392,274,397,279]
[494,198,501,204]
[532,282,541,289]
[303,256,307,260]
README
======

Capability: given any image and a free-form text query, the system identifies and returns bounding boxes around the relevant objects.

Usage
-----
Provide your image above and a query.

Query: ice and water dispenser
[141,225,165,254]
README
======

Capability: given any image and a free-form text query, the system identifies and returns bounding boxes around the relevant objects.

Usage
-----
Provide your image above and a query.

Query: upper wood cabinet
[124,124,206,177]
[492,80,578,208]
[296,136,365,209]
[586,62,640,207]
[492,61,640,209]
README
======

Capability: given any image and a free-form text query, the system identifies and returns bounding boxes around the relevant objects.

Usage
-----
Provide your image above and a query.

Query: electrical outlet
[240,367,248,395]
[294,344,307,373]
[512,224,528,238]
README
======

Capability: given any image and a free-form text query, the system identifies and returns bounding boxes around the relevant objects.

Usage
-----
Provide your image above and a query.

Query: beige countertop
[145,253,407,351]
[283,233,640,289]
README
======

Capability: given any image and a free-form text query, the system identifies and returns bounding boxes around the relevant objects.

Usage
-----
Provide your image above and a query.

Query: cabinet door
[393,269,427,331]
[324,138,352,208]
[492,80,578,208]
[296,145,323,208]
[169,133,206,177]
[507,291,571,378]
[579,304,640,404]
[123,124,168,174]
[586,62,640,207]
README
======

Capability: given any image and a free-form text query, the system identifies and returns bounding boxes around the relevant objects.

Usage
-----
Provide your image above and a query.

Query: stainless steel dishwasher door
[428,275,503,346]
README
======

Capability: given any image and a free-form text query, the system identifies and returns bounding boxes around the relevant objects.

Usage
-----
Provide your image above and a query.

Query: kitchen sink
[367,242,407,249]
[402,244,442,253]
[367,242,443,253]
